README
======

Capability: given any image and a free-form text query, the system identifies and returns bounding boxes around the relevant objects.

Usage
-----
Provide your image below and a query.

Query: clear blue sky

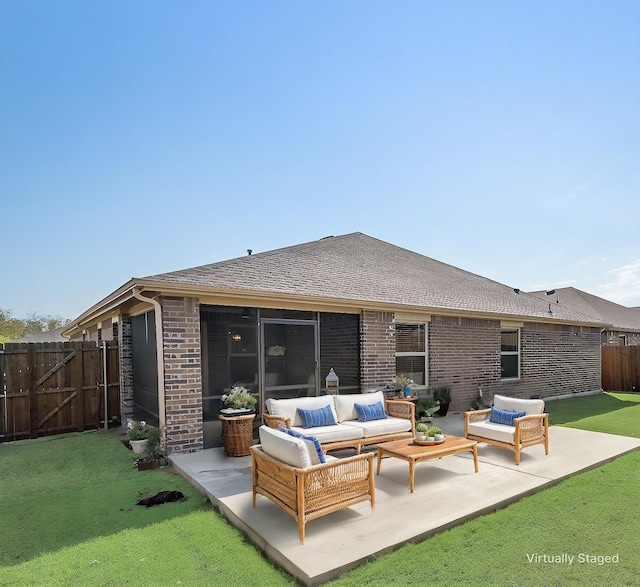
[1,0,639,321]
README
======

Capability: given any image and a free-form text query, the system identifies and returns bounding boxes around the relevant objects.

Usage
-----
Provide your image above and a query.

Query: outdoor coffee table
[376,436,479,493]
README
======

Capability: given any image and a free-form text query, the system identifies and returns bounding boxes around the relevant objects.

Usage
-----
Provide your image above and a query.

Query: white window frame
[500,328,521,380]
[395,322,428,389]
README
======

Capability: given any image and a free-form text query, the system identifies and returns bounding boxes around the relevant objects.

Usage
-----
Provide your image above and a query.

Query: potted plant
[433,386,452,416]
[416,398,439,421]
[221,386,258,413]
[415,422,429,441]
[134,425,168,471]
[428,425,445,441]
[392,375,414,397]
[127,420,158,455]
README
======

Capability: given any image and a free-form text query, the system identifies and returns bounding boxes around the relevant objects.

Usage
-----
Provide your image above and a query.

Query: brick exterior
[117,316,133,421]
[161,296,203,454]
[359,311,395,390]
[428,315,602,411]
[601,330,640,346]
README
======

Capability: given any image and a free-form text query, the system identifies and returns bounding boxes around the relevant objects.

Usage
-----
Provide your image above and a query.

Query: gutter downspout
[132,288,166,431]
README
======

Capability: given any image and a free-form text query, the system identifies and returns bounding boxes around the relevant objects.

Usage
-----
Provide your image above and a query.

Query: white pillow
[493,394,545,416]
[334,391,385,422]
[258,426,312,468]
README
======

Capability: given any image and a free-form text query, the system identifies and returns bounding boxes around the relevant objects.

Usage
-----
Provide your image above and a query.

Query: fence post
[28,344,38,439]
[73,343,85,432]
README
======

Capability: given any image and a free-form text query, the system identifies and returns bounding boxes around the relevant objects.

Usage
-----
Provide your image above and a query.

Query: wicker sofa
[251,425,375,544]
[263,391,415,453]
[464,394,549,465]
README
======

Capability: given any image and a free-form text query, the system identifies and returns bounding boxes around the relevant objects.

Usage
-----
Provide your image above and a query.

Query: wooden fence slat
[28,345,38,439]
[34,351,76,389]
[38,391,77,428]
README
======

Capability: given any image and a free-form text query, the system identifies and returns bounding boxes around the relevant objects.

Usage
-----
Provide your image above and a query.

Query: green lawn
[1,392,639,586]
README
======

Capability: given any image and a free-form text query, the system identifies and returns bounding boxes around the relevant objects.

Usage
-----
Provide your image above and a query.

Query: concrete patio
[170,414,640,586]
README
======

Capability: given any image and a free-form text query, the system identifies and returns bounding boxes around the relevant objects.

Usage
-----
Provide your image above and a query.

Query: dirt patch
[136,490,186,507]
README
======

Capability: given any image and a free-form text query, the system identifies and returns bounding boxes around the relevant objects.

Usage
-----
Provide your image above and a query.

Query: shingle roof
[529,287,640,332]
[142,232,604,325]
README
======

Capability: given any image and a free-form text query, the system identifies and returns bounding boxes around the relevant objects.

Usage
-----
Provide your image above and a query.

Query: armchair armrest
[464,408,491,436]
[514,413,548,443]
[263,413,290,429]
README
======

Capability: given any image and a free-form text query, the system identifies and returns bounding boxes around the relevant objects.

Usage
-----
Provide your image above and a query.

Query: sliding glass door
[261,319,318,403]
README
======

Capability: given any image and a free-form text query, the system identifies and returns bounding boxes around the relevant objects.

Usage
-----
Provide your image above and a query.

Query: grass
[1,392,639,586]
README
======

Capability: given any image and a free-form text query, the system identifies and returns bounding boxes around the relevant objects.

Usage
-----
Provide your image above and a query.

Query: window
[395,323,427,386]
[501,329,520,379]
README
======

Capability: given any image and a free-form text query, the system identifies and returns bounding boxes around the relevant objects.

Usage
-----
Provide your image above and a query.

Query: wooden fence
[0,341,120,442]
[601,345,640,392]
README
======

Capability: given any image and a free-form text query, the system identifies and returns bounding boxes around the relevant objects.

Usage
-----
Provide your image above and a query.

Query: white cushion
[493,395,544,416]
[333,391,386,423]
[258,425,312,468]
[289,423,363,444]
[265,395,338,428]
[467,419,516,445]
[343,416,412,438]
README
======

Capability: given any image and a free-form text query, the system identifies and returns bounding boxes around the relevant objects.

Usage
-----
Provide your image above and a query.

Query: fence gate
[601,345,640,392]
[0,341,120,442]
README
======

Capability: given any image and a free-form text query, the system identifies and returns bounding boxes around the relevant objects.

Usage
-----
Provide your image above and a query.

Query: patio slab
[170,416,640,586]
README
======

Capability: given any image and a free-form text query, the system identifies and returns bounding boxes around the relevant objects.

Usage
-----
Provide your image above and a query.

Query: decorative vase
[434,434,445,441]
[129,439,149,455]
[416,433,426,441]
[404,386,412,397]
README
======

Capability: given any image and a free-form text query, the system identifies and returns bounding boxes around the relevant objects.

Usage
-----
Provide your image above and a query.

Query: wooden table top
[377,435,476,458]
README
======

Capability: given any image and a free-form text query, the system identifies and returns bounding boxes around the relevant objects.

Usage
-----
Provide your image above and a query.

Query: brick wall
[428,315,602,411]
[601,330,640,346]
[320,313,360,389]
[117,315,133,421]
[360,311,395,390]
[161,296,203,454]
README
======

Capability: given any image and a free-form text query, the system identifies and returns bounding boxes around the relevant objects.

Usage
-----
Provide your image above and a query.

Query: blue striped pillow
[297,405,337,428]
[355,401,387,422]
[489,406,526,426]
[279,426,326,464]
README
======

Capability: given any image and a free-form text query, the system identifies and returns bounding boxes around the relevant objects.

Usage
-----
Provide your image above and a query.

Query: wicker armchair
[464,395,549,465]
[250,444,375,544]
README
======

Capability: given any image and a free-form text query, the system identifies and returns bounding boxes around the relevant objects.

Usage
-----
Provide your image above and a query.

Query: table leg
[409,460,415,493]
[472,444,479,472]
[376,449,382,475]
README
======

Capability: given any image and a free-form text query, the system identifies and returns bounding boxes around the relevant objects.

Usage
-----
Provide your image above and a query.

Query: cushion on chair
[258,425,313,468]
[333,391,386,422]
[493,395,545,416]
[489,406,526,426]
[279,426,326,464]
[355,401,387,422]
[297,404,337,428]
[266,395,338,427]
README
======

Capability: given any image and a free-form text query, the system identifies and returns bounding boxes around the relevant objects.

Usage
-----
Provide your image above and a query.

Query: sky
[1,0,639,322]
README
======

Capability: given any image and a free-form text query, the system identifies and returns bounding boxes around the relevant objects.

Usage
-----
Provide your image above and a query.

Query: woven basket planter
[220,413,256,457]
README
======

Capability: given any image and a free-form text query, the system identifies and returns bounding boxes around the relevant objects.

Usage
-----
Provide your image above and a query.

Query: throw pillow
[355,401,387,422]
[279,426,326,464]
[297,405,337,428]
[489,406,527,426]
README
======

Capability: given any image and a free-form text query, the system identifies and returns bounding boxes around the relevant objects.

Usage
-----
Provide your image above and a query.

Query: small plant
[221,386,257,410]
[416,423,430,434]
[416,398,439,418]
[127,420,155,441]
[427,426,443,436]
[392,374,414,389]
[433,386,451,404]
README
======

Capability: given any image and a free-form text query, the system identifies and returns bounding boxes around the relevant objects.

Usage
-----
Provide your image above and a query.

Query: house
[529,287,640,346]
[62,233,605,454]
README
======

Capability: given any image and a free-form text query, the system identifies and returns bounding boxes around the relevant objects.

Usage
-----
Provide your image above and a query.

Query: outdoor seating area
[262,390,415,453]
[251,426,375,544]
[170,412,640,586]
[464,394,550,465]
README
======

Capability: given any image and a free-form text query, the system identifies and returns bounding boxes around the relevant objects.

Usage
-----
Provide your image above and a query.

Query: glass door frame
[259,315,320,407]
